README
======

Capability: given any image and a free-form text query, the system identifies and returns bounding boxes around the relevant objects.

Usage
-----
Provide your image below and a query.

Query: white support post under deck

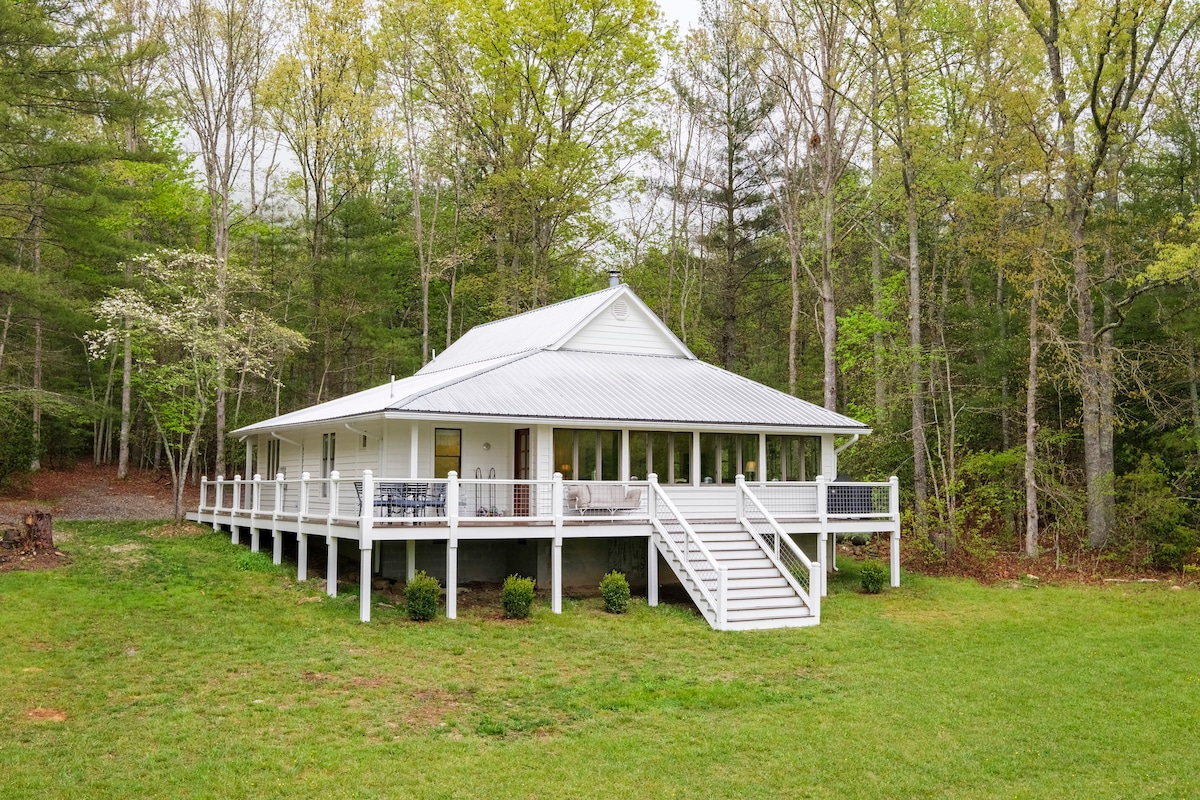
[359,469,374,623]
[232,475,242,545]
[299,472,311,582]
[647,484,659,606]
[406,540,416,581]
[446,471,459,619]
[890,475,901,587]
[552,472,563,614]
[271,473,283,565]
[250,474,261,553]
[327,471,339,598]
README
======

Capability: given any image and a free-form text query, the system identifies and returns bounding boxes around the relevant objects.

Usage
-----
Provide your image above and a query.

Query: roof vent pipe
[608,269,621,288]
[390,374,395,399]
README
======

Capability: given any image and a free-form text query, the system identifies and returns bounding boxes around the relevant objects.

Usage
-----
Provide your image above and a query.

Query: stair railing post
[816,474,828,597]
[647,472,659,607]
[199,476,208,515]
[717,566,728,630]
[214,475,224,534]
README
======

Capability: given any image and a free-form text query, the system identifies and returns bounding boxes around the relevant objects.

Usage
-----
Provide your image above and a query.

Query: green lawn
[3,522,1197,799]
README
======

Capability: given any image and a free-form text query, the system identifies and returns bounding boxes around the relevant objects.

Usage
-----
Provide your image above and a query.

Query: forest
[1,0,1198,571]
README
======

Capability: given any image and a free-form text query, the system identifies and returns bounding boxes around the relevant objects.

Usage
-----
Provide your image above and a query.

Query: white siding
[560,301,683,357]
[821,434,836,478]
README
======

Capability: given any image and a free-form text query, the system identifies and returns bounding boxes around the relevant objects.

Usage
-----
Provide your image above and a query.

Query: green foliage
[405,570,440,621]
[860,562,887,594]
[501,574,535,619]
[0,393,38,490]
[233,549,275,572]
[1118,456,1199,570]
[599,570,631,614]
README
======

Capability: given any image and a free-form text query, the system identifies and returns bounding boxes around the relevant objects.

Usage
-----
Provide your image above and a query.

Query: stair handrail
[648,474,727,629]
[736,475,821,619]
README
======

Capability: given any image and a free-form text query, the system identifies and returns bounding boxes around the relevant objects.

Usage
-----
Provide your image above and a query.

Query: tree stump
[20,511,54,552]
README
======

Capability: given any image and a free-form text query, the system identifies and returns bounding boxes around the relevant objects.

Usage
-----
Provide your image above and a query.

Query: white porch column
[890,475,901,587]
[691,431,701,486]
[410,423,420,478]
[359,469,375,623]
[816,474,829,597]
[244,440,252,484]
[620,429,630,481]
[406,540,416,581]
[552,472,563,614]
[446,471,459,619]
[758,432,767,482]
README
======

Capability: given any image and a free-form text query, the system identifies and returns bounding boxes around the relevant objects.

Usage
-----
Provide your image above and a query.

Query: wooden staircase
[654,520,818,631]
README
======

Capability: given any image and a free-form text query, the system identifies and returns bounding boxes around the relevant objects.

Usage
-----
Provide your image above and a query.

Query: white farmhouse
[191,282,900,630]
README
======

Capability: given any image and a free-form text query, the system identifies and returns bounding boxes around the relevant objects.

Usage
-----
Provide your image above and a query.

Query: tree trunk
[905,167,926,523]
[1025,274,1040,558]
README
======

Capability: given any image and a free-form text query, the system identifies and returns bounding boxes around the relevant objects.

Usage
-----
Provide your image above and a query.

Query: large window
[434,428,461,478]
[553,429,619,481]
[765,435,820,481]
[629,430,692,484]
[700,434,759,483]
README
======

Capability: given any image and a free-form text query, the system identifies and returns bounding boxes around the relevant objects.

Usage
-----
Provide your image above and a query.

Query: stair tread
[726,605,813,621]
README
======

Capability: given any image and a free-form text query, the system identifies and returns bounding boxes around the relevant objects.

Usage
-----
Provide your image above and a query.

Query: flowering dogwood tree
[88,250,308,520]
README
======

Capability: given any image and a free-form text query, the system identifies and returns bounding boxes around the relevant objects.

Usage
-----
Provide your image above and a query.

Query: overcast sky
[657,0,701,30]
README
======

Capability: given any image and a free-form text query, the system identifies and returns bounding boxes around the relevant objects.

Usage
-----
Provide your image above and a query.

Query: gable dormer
[556,286,694,358]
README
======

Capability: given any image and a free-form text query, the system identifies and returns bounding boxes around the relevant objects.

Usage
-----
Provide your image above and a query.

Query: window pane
[553,428,574,481]
[741,435,758,481]
[433,428,461,478]
[700,433,718,484]
[804,436,821,480]
[767,436,783,481]
[673,432,692,484]
[650,431,668,482]
[600,430,619,481]
[629,431,647,479]
[787,437,803,481]
[720,434,735,483]
[579,430,598,481]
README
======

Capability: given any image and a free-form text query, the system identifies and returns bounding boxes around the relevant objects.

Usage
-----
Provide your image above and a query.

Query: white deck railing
[736,475,820,616]
[648,473,727,629]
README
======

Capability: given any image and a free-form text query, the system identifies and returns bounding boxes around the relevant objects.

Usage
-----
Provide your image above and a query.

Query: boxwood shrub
[501,574,535,619]
[599,570,631,614]
[405,570,440,621]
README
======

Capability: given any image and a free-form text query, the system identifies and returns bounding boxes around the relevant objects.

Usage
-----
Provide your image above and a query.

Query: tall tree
[167,0,275,475]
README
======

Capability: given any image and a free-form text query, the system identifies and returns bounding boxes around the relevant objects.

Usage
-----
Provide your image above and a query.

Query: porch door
[514,428,530,516]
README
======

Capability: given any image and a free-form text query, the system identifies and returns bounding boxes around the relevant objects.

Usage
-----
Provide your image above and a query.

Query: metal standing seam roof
[232,285,870,435]
[416,285,625,373]
[400,350,869,429]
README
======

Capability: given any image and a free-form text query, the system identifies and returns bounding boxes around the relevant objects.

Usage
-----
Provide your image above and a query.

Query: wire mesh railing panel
[827,483,892,516]
[747,483,819,517]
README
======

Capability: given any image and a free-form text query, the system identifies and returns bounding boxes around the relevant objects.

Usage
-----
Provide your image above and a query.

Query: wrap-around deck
[191,470,901,631]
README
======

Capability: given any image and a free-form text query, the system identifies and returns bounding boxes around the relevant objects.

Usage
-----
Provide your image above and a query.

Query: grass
[2,522,1198,799]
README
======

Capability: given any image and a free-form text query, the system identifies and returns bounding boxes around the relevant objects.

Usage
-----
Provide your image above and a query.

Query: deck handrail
[648,473,727,629]
[736,475,820,619]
